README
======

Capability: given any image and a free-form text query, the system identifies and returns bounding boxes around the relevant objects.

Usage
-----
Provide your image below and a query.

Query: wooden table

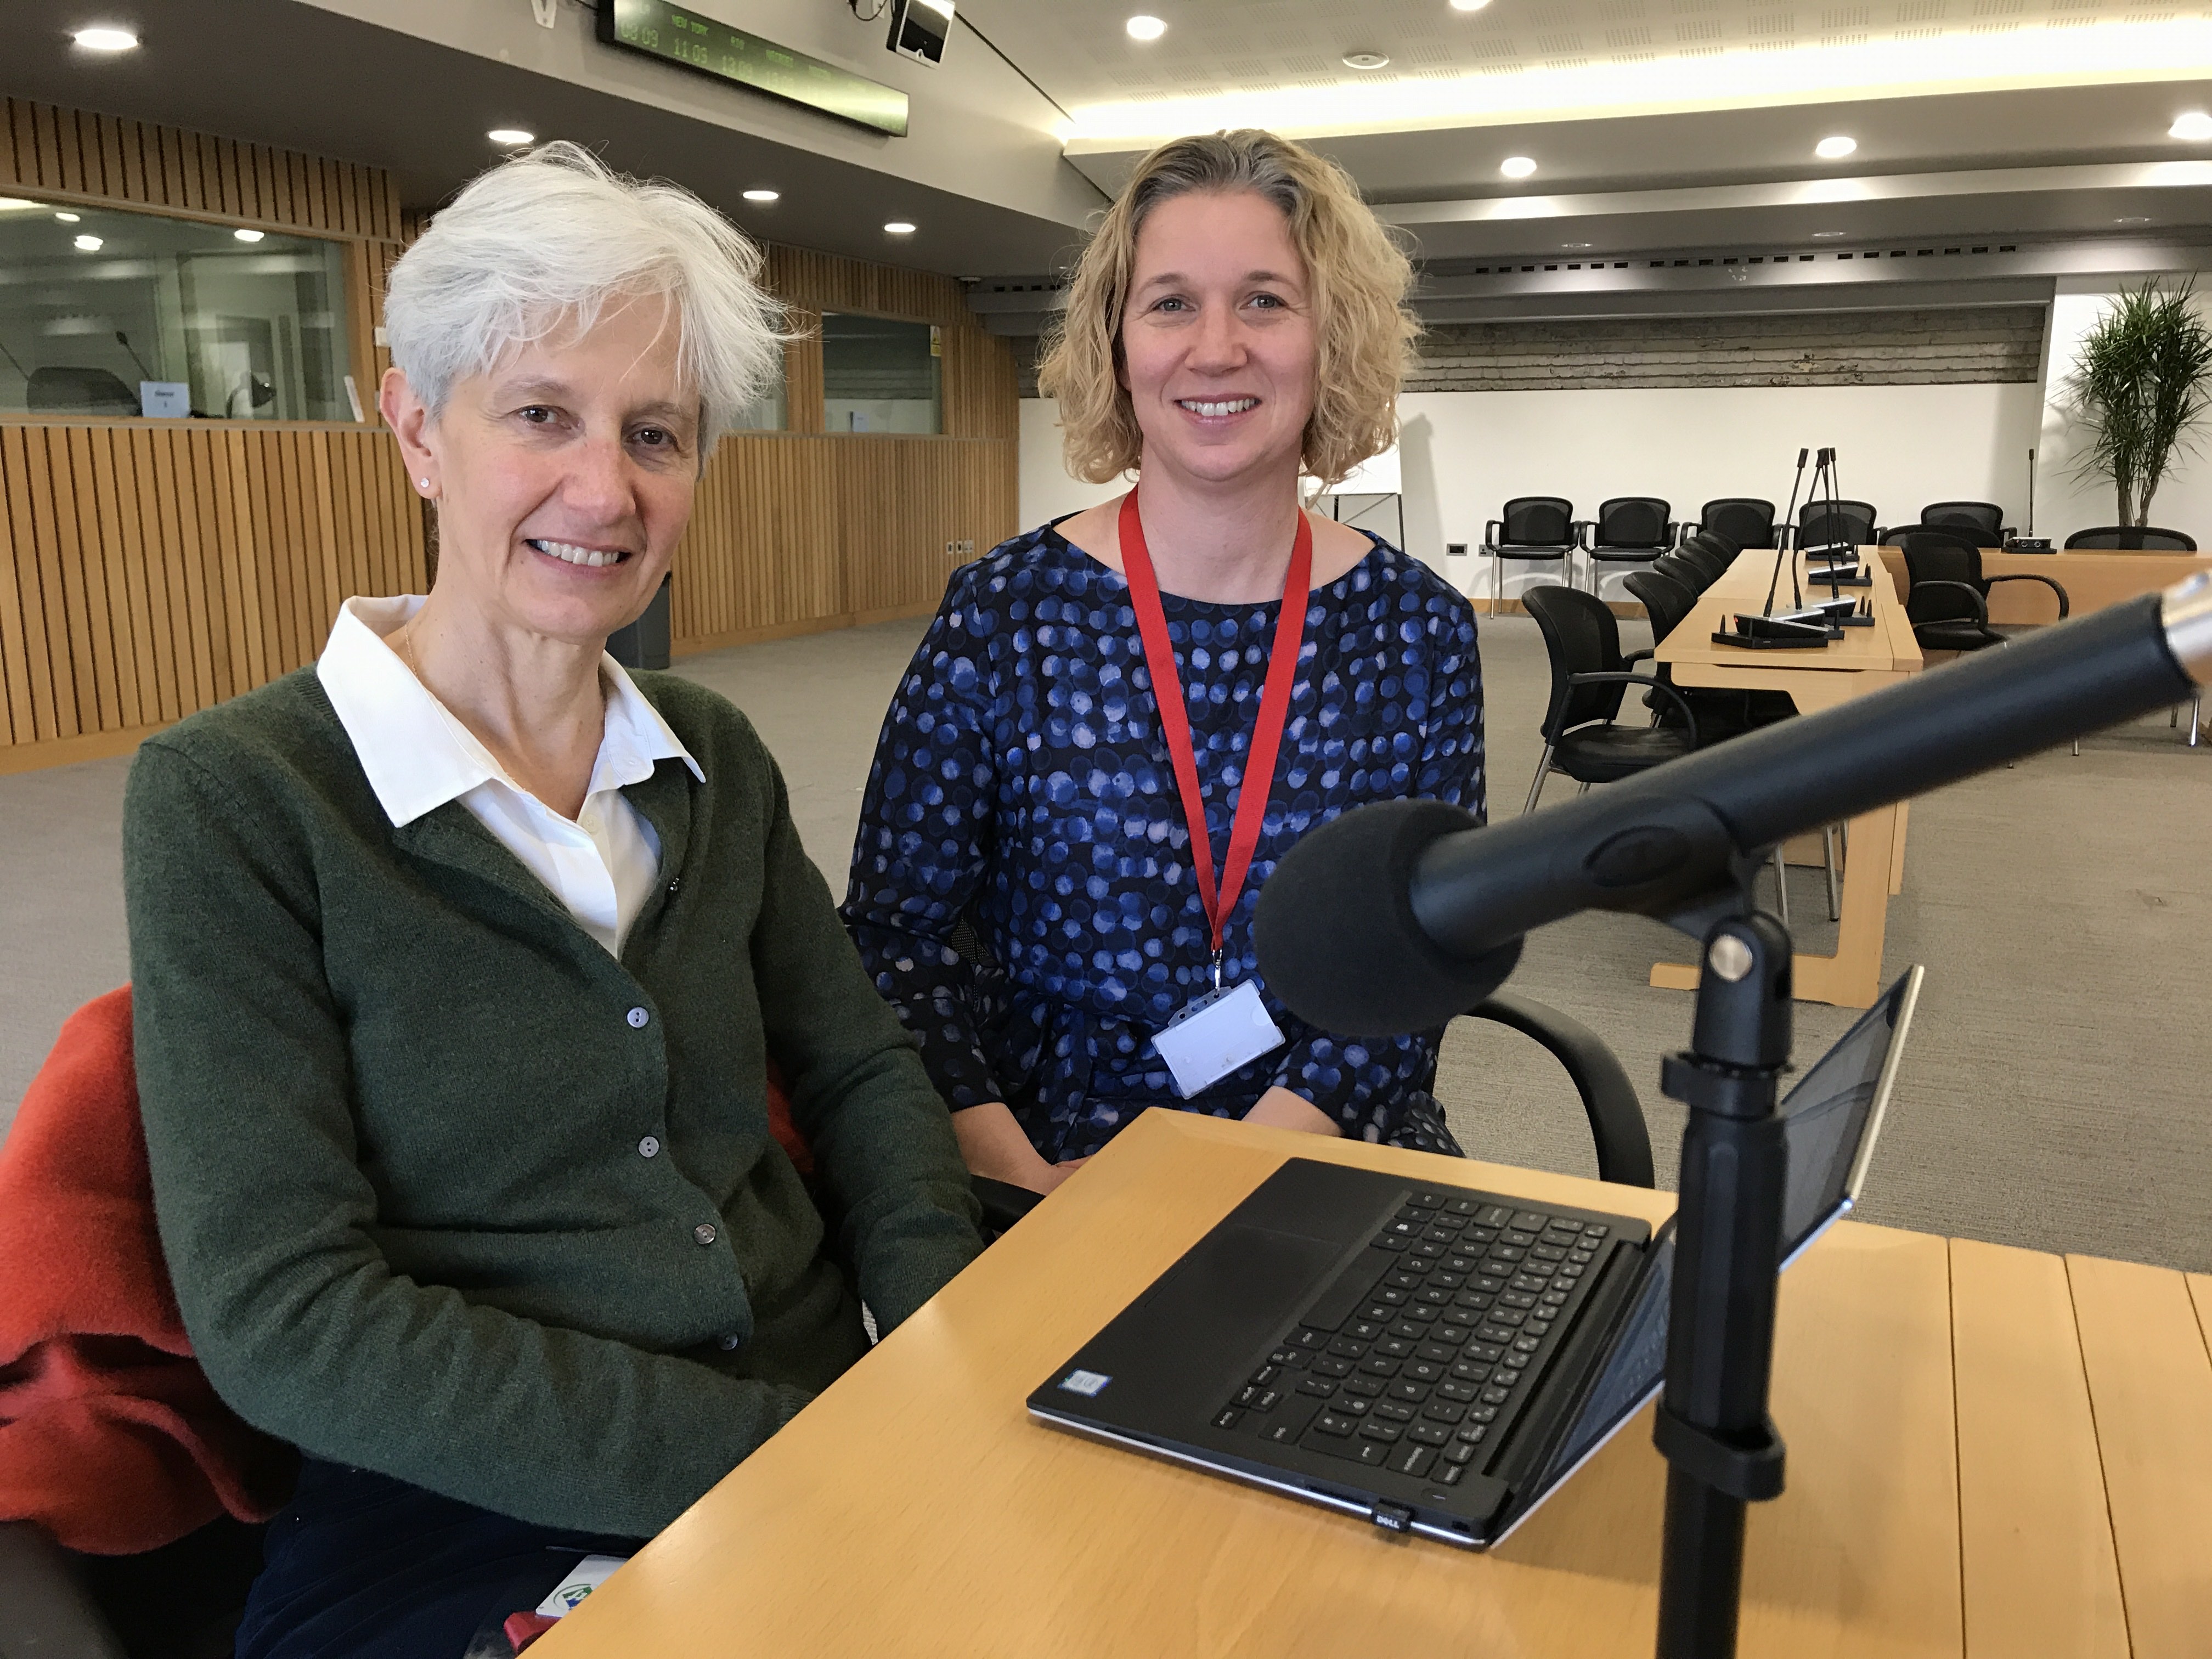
[536,1110,2212,1659]
[1875,546,2212,625]
[1652,549,1923,1008]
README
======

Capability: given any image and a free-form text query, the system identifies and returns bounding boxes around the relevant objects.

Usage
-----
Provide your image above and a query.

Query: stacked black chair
[2064,526,2198,551]
[1482,496,1579,611]
[1652,550,1716,594]
[1579,497,1677,596]
[1520,585,1700,814]
[1697,498,1778,551]
[1919,500,2008,548]
[1673,535,1736,585]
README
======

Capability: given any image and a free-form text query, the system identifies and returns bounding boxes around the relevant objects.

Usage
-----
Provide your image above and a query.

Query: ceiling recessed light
[742,188,780,203]
[2115,215,2152,224]
[487,128,535,146]
[0,198,38,212]
[1500,155,1537,179]
[74,234,103,251]
[72,26,138,50]
[1563,241,1592,249]
[233,228,264,242]
[884,221,917,234]
[2169,112,2212,140]
[1126,14,1166,41]
[53,211,81,223]
[1814,136,1857,160]
[1812,229,1847,238]
[1342,49,1390,68]
[1449,0,1492,10]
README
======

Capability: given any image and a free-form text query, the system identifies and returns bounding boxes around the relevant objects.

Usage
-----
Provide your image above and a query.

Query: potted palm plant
[2068,279,2212,528]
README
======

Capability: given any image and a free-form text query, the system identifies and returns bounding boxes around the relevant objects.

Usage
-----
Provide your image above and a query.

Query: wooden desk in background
[1875,546,2212,624]
[537,1111,2212,1659]
[1652,549,1923,1008]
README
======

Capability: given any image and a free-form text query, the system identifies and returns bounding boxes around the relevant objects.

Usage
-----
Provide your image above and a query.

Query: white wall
[2037,277,2212,544]
[1020,398,1121,531]
[1397,383,2043,601]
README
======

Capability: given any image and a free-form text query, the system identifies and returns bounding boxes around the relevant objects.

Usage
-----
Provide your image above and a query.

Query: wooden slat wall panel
[0,427,426,757]
[669,435,1017,649]
[0,96,399,238]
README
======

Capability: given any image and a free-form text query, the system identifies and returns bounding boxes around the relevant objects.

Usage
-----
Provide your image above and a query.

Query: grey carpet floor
[5,612,2208,1271]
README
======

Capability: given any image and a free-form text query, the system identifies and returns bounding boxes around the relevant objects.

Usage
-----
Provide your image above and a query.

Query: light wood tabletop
[535,1110,2212,1659]
[1652,548,1923,1009]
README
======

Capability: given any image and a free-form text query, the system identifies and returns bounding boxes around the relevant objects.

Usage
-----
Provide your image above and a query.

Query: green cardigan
[123,666,982,1537]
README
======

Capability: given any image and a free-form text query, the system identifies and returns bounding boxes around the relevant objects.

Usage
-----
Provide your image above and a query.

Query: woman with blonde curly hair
[842,130,1487,1192]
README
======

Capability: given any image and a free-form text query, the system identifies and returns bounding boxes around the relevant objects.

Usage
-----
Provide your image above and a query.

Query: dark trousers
[235,1460,645,1659]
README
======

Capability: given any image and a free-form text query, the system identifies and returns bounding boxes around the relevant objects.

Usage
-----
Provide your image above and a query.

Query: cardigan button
[719,1334,741,1351]
[638,1136,661,1159]
[627,1007,650,1029]
[693,1222,718,1246]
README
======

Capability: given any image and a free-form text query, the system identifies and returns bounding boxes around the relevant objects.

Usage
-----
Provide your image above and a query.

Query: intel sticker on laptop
[1059,1369,1111,1397]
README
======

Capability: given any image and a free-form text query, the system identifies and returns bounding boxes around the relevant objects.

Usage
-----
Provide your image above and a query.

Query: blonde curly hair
[1036,129,1416,489]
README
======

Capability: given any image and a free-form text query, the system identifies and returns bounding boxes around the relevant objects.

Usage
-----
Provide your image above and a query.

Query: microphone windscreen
[1254,798,1522,1037]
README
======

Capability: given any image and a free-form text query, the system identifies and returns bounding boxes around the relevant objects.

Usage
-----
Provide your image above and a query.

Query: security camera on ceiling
[887,0,954,66]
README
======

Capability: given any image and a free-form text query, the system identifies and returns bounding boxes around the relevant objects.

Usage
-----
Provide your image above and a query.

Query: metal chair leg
[2193,692,2203,747]
[1770,845,1790,929]
[1523,745,1555,815]
[1823,826,1840,922]
[1577,780,1592,795]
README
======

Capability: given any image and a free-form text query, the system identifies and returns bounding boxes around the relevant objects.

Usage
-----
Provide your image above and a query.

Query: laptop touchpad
[1076,1224,1345,1425]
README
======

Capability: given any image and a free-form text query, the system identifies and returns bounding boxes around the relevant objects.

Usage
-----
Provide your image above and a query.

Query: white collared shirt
[317,595,703,957]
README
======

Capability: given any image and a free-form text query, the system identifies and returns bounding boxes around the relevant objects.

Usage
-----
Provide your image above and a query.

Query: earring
[418,478,431,490]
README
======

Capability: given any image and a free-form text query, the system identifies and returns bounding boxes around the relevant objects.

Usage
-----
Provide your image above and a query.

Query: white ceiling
[968,0,2212,144]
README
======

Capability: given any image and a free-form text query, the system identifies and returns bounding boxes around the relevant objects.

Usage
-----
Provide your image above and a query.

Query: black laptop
[1029,967,1923,1548]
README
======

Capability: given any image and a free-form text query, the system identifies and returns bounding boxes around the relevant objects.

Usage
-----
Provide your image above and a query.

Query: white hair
[383,142,783,454]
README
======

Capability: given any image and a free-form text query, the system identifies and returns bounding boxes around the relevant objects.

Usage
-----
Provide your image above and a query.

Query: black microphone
[1762,449,1810,617]
[1256,579,2212,1036]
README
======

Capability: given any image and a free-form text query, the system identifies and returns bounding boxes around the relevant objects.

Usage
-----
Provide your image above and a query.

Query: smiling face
[383,291,699,647]
[1119,188,1318,490]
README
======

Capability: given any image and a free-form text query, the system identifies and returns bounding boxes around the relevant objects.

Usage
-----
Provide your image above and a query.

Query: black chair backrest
[1652,551,1712,592]
[1900,533,1986,623]
[1499,496,1574,545]
[2064,525,2199,551]
[1921,501,2004,546]
[1672,541,1731,583]
[1686,528,1740,558]
[1593,496,1671,550]
[1623,568,1698,646]
[1701,498,1775,550]
[26,365,138,414]
[1523,584,1632,735]
[1797,498,1876,550]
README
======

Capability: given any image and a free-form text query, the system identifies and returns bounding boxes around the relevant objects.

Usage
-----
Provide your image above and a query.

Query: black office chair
[1697,498,1778,551]
[1793,499,1880,554]
[1670,538,1734,586]
[1920,501,2009,548]
[1579,497,1675,596]
[1898,530,2069,653]
[2064,526,2198,551]
[1651,550,1714,595]
[1521,585,1700,817]
[25,365,138,415]
[1482,496,1578,611]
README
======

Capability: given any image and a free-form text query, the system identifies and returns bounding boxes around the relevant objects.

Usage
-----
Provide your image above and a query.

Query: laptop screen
[1519,968,1920,1506]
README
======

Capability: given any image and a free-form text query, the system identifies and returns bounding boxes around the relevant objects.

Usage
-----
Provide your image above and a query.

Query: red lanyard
[1119,488,1311,984]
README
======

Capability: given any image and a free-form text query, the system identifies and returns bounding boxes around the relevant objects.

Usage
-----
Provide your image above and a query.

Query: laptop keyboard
[1208,1191,1615,1489]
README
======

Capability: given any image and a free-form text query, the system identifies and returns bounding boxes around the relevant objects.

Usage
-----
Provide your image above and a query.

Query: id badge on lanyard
[1120,489,1310,1099]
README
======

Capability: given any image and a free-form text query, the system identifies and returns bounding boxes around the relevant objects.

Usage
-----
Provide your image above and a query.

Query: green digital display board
[598,0,909,138]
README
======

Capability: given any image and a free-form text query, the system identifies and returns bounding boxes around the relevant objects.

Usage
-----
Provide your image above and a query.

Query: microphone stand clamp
[1650,900,1796,1659]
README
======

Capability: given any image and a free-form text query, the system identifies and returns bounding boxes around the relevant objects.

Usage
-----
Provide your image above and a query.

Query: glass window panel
[729,349,786,432]
[0,194,354,421]
[821,312,940,435]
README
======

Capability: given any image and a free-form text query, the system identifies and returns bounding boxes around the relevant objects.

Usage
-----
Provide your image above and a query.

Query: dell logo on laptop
[1058,1369,1111,1397]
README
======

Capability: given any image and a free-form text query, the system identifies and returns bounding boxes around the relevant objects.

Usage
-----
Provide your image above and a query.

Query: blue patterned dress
[840,521,1487,1162]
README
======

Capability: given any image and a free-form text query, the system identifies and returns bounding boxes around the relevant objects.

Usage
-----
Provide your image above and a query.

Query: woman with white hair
[122,144,981,1656]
